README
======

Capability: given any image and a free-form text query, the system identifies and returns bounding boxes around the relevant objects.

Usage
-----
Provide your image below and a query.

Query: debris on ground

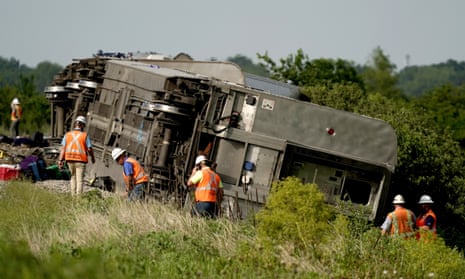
[0,134,72,182]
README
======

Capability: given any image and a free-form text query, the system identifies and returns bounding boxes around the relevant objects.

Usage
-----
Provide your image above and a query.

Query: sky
[1,0,463,70]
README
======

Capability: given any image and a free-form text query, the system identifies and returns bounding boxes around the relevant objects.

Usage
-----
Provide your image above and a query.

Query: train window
[341,178,371,205]
[246,95,257,106]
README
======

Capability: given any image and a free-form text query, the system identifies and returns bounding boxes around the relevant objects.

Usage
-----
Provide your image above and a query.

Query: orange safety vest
[415,209,437,240]
[122,157,149,187]
[64,130,90,163]
[11,105,22,121]
[388,207,415,237]
[194,168,221,203]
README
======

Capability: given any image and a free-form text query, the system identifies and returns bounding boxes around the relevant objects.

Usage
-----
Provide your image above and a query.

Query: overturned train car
[45,57,397,222]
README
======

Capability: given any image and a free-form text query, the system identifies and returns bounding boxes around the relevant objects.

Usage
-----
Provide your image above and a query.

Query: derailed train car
[45,55,397,222]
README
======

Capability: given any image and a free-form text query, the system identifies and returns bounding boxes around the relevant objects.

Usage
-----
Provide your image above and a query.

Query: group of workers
[381,193,437,240]
[58,116,224,218]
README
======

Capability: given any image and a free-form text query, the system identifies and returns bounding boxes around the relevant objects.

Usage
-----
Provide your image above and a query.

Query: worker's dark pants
[10,120,20,138]
[29,160,47,182]
[192,201,217,218]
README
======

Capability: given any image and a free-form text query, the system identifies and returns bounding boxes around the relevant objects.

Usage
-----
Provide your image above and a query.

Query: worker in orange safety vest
[58,116,95,196]
[112,147,149,201]
[187,155,223,218]
[10,97,22,138]
[381,194,416,238]
[415,194,437,241]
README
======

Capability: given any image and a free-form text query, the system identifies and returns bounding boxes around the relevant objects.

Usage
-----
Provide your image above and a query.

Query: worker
[415,195,437,240]
[112,148,149,201]
[58,116,95,196]
[10,97,22,138]
[187,155,224,218]
[380,194,416,238]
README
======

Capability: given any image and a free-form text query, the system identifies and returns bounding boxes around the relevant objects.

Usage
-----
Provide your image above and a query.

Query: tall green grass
[1,179,465,278]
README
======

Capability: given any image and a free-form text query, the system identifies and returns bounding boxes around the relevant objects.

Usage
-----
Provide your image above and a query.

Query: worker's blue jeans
[128,183,146,201]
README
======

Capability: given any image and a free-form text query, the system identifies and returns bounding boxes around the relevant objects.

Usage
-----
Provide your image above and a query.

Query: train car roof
[106,60,209,80]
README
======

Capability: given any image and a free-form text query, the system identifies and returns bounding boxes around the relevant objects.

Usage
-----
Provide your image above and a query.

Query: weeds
[1,180,465,278]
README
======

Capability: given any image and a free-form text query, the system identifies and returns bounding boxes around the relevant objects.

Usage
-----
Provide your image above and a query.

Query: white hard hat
[195,155,207,165]
[392,194,405,204]
[112,148,126,161]
[418,195,434,204]
[12,98,20,105]
[75,116,87,125]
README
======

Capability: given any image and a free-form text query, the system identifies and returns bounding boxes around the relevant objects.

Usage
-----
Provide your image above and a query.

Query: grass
[1,180,465,278]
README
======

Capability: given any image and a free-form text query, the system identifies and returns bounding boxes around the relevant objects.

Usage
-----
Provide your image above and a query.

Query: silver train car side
[45,56,397,222]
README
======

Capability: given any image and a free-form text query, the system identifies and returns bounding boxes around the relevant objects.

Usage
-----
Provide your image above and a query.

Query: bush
[255,177,334,249]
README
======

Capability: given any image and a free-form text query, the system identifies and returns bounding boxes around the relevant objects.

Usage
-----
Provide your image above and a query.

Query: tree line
[2,48,465,250]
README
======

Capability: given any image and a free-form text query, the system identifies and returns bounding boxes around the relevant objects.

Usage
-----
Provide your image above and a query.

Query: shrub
[255,177,334,249]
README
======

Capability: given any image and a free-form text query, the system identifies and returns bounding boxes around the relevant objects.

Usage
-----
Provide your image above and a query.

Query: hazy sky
[1,0,463,70]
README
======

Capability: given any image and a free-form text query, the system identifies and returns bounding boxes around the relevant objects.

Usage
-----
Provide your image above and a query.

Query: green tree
[32,61,63,92]
[227,54,268,76]
[398,59,465,98]
[0,57,32,88]
[257,49,364,89]
[0,56,59,135]
[361,46,404,99]
[301,83,367,112]
[411,84,465,145]
[384,99,465,249]
[0,56,62,92]
[0,77,50,135]
[352,93,465,250]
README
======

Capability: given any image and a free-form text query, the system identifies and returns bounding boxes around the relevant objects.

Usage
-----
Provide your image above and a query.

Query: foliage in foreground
[1,181,465,278]
[255,177,465,278]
